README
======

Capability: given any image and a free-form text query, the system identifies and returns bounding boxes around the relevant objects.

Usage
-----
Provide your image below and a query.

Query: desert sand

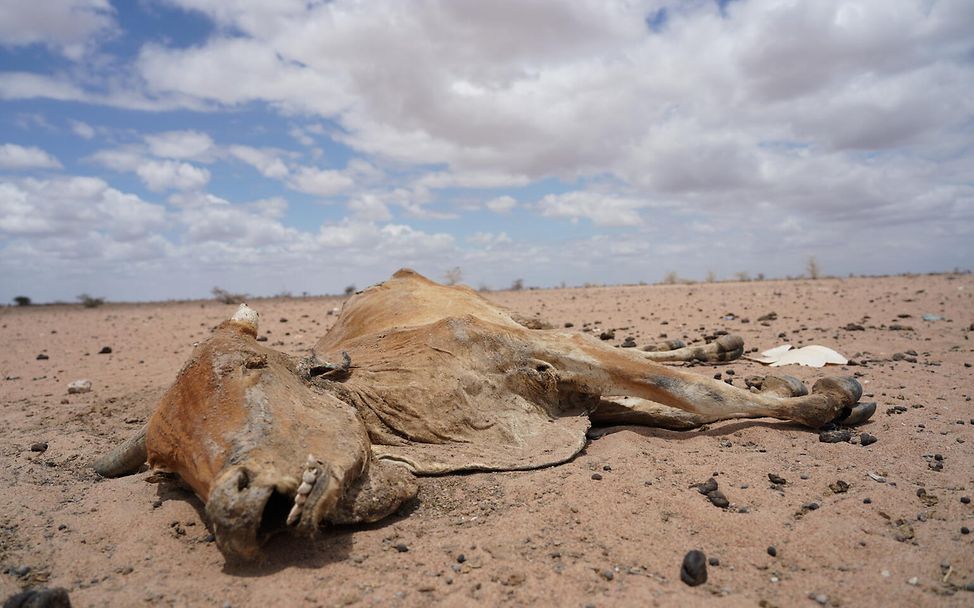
[1,274,972,607]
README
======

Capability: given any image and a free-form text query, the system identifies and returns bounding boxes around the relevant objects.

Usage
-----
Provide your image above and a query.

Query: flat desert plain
[1,274,972,607]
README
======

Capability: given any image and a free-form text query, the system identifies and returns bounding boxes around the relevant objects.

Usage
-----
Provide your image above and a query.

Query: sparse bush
[756,273,765,281]
[478,283,491,292]
[211,287,247,305]
[705,271,717,283]
[344,285,357,297]
[78,293,105,308]
[13,296,31,306]
[443,267,463,285]
[510,278,524,291]
[733,271,751,282]
[806,256,821,280]
[661,271,680,285]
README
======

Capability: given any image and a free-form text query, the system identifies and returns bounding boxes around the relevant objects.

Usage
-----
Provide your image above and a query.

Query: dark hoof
[811,376,862,406]
[760,375,808,398]
[831,401,876,426]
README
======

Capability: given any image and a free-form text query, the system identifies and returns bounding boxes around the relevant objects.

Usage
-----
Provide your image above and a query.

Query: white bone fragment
[230,303,259,333]
[286,503,302,526]
[745,344,848,368]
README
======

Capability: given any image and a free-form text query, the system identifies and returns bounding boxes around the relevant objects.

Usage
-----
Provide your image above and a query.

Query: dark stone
[600,569,614,581]
[961,496,971,504]
[696,478,718,495]
[962,527,970,535]
[802,502,820,511]
[707,490,729,509]
[591,473,603,481]
[860,433,878,446]
[599,330,615,341]
[621,337,637,348]
[256,336,268,342]
[708,556,720,567]
[767,546,777,557]
[457,554,466,563]
[29,443,48,453]
[35,354,49,361]
[394,543,409,552]
[680,550,707,586]
[819,429,852,443]
[2,587,71,608]
[768,473,787,485]
[98,346,112,354]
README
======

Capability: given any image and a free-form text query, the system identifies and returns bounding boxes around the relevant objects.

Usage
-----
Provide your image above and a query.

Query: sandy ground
[1,274,972,607]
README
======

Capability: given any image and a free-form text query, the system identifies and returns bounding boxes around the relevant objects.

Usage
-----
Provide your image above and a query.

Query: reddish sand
[1,274,972,607]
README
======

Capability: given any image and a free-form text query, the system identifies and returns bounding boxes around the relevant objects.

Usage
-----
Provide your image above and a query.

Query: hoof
[811,376,863,406]
[691,335,744,362]
[759,375,808,398]
[830,401,876,426]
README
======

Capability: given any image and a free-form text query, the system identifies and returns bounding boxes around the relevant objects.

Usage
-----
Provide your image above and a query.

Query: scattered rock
[843,323,865,331]
[98,346,112,354]
[708,556,720,567]
[66,379,92,394]
[621,337,637,348]
[829,480,850,494]
[2,587,72,608]
[591,473,603,481]
[29,442,48,453]
[757,312,778,322]
[860,433,878,446]
[393,543,409,553]
[707,490,729,509]
[696,478,718,495]
[35,354,49,361]
[767,546,777,557]
[599,330,615,341]
[680,550,707,586]
[768,473,787,485]
[819,429,852,443]
[961,496,971,504]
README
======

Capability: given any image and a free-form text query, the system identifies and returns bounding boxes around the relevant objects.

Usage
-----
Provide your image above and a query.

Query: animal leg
[547,335,860,428]
[592,374,810,430]
[641,334,744,363]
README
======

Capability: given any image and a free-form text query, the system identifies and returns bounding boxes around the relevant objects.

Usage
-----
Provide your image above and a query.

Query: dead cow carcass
[94,269,873,561]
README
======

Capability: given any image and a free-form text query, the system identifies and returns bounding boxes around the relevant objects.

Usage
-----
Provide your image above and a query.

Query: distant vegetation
[344,285,357,297]
[211,287,247,305]
[510,278,524,291]
[443,267,463,285]
[78,293,105,308]
[13,296,31,306]
[806,256,822,279]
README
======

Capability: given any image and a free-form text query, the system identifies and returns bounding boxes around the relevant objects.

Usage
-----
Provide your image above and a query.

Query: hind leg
[642,334,744,363]
[537,333,864,429]
[592,375,814,430]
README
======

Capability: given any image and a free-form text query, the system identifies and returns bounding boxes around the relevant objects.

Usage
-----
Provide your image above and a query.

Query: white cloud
[347,194,392,222]
[0,143,62,170]
[288,166,355,197]
[485,195,516,213]
[145,130,215,160]
[467,231,511,247]
[227,145,290,179]
[136,160,210,191]
[0,0,116,60]
[70,120,96,139]
[537,191,647,226]
[0,176,165,240]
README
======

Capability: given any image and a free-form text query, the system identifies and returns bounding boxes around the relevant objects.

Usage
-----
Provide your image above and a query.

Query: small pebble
[707,490,729,508]
[591,473,603,481]
[394,543,409,552]
[768,473,787,485]
[819,429,852,443]
[36,353,49,360]
[767,546,777,557]
[29,442,48,453]
[680,550,707,586]
[961,496,971,504]
[600,569,614,581]
[697,478,718,495]
[860,433,878,446]
[98,346,112,354]
[863,498,872,504]
[961,527,970,535]
[708,556,720,567]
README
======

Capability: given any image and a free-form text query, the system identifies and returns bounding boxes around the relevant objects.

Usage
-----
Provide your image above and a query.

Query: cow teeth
[294,493,307,506]
[286,503,302,526]
[306,454,317,467]
[297,481,313,495]
[302,470,317,484]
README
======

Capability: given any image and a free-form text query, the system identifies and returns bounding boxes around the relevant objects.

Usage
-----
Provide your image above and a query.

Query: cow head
[94,305,408,561]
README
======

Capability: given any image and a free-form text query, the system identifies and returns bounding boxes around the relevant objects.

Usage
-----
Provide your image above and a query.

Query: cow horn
[93,424,148,477]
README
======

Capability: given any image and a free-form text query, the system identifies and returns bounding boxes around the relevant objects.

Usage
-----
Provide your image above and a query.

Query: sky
[1,0,972,303]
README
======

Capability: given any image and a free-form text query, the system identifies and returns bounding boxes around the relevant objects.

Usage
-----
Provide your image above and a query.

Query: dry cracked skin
[1,272,972,606]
